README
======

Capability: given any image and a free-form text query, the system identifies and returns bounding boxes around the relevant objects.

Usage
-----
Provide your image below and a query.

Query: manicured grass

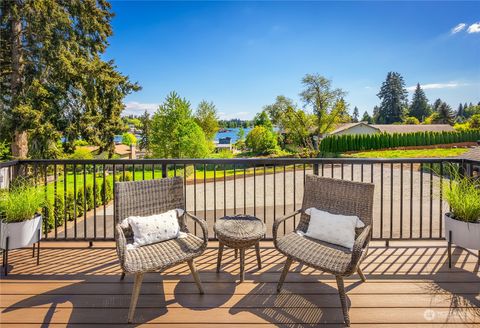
[344,148,470,159]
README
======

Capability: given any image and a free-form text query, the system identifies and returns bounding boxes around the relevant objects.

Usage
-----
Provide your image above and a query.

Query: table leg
[216,242,224,273]
[255,242,262,270]
[239,248,245,282]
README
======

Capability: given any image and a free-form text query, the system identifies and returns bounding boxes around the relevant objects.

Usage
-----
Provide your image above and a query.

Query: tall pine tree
[139,110,151,151]
[0,0,139,158]
[433,102,455,125]
[361,111,373,123]
[409,83,430,121]
[376,72,408,124]
[352,106,359,122]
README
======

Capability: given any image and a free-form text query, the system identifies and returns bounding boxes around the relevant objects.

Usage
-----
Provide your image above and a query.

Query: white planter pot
[0,214,42,250]
[444,213,480,250]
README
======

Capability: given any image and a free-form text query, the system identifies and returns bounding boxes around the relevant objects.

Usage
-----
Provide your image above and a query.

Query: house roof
[372,124,455,134]
[329,122,378,134]
[329,122,454,135]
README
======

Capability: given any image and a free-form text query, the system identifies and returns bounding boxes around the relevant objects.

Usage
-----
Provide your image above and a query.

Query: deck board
[0,241,478,327]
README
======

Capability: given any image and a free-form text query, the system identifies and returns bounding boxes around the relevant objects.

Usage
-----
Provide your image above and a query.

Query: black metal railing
[1,158,478,242]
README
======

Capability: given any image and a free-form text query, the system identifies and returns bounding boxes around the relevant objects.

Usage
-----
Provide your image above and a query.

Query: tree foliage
[195,100,219,141]
[245,126,278,155]
[0,0,139,159]
[352,106,359,123]
[121,132,137,146]
[361,111,373,124]
[376,72,408,124]
[150,92,209,158]
[299,74,348,139]
[139,110,151,151]
[264,96,315,151]
[409,83,430,121]
[431,102,455,124]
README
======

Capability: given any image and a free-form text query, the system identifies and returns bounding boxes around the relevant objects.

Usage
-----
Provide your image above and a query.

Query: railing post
[313,163,319,175]
[161,163,167,178]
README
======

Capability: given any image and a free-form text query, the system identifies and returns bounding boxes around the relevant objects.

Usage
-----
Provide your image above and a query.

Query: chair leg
[255,242,262,270]
[239,248,246,282]
[234,248,238,259]
[336,275,350,327]
[188,259,204,294]
[277,257,293,292]
[127,273,144,323]
[357,266,366,282]
[216,242,224,273]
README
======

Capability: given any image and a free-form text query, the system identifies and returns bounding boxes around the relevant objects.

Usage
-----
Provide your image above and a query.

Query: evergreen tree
[361,111,373,124]
[376,72,408,124]
[139,110,151,151]
[0,0,140,159]
[409,83,430,121]
[372,106,380,123]
[352,106,359,122]
[457,103,464,119]
[433,99,443,112]
[433,102,455,124]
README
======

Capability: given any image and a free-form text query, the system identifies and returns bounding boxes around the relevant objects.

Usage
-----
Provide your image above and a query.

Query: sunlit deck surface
[1,241,478,327]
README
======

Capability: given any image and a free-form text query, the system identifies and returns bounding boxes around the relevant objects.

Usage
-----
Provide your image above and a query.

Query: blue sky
[106,1,480,119]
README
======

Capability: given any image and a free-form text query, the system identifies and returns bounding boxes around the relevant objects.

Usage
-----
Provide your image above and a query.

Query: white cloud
[406,82,467,92]
[467,22,480,34]
[218,111,250,120]
[451,23,466,34]
[123,101,158,115]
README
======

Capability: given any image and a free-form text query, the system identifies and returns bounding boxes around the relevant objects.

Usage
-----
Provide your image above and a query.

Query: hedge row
[42,179,113,232]
[319,130,480,153]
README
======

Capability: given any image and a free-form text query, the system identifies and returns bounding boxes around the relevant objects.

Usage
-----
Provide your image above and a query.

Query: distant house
[214,137,233,151]
[329,122,454,136]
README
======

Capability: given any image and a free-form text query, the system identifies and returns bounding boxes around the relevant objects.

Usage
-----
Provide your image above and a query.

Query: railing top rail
[17,157,468,165]
[0,160,19,168]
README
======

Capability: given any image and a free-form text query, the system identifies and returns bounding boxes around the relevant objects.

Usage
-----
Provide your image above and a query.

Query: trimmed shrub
[319,130,480,153]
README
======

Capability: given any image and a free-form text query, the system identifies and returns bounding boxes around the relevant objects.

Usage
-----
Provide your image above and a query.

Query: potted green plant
[0,184,45,275]
[443,172,480,268]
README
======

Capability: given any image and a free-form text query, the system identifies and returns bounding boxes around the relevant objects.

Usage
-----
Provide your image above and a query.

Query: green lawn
[344,148,470,159]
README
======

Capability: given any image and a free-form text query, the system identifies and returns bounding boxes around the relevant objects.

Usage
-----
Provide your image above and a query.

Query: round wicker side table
[214,215,266,282]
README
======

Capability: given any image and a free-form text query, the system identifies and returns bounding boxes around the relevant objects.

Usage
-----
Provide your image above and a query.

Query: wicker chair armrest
[273,209,302,241]
[115,224,127,267]
[347,224,372,274]
[184,211,208,244]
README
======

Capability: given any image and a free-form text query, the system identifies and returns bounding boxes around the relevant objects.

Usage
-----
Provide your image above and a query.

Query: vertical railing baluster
[283,164,286,235]
[390,163,393,240]
[223,164,226,217]
[400,163,403,238]
[73,163,77,239]
[263,164,266,224]
[83,164,87,240]
[214,164,217,238]
[63,164,68,239]
[243,165,246,214]
[273,163,276,227]
[410,162,413,239]
[253,164,256,218]
[351,162,354,181]
[419,163,423,239]
[204,163,207,220]
[293,163,296,229]
[361,163,364,182]
[341,163,344,180]
[380,162,383,239]
[112,164,116,238]
[233,164,236,215]
[142,164,145,180]
[52,164,58,240]
[44,164,48,239]
[439,162,444,238]
[103,164,107,240]
[429,163,433,239]
[194,164,197,235]
[93,163,97,240]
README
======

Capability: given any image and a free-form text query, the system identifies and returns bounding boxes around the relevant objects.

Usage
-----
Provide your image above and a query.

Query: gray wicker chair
[273,174,374,327]
[114,177,208,323]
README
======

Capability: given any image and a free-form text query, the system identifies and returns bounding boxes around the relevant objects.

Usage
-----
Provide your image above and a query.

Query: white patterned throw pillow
[298,208,365,250]
[120,209,186,249]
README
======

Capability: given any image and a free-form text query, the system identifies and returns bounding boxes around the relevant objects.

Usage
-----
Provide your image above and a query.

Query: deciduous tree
[194,100,219,141]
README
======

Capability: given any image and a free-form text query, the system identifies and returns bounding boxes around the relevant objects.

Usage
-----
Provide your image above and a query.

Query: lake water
[113,127,252,144]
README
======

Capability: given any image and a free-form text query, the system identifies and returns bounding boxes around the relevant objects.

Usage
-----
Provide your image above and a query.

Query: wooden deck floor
[0,241,478,327]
